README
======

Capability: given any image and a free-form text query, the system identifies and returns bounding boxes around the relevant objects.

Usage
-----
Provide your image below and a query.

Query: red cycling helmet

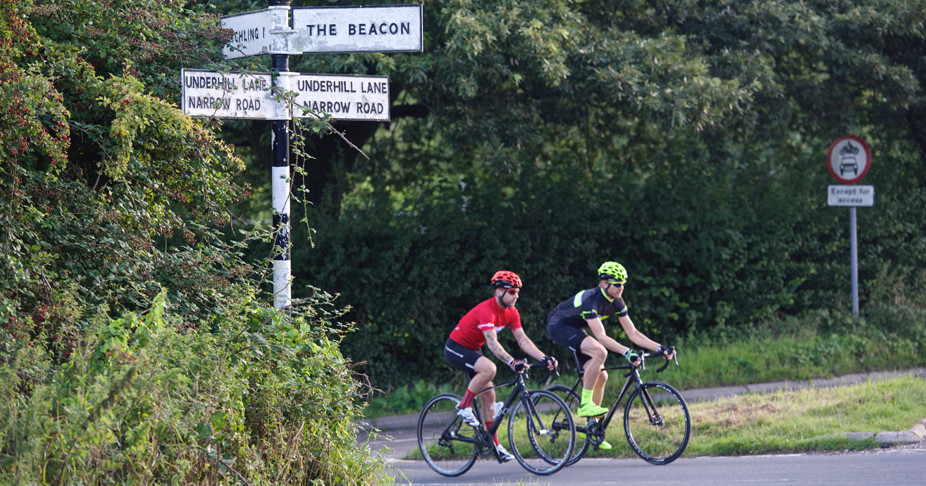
[491,270,522,289]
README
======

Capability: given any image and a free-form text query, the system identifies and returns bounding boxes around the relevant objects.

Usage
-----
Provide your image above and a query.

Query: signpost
[827,185,874,207]
[291,5,423,53]
[221,7,293,59]
[222,4,423,59]
[826,135,873,317]
[183,1,422,309]
[827,135,871,184]
[182,70,282,120]
[182,69,390,122]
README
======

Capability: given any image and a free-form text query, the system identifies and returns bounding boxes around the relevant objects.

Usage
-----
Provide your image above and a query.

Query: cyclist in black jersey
[547,261,675,449]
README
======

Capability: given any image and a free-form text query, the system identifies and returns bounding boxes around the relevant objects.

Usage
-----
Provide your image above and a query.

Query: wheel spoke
[417,394,478,476]
[623,382,690,465]
[507,390,575,475]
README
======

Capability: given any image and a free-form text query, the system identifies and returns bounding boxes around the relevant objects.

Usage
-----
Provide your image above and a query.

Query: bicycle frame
[419,361,574,477]
[474,364,548,456]
[565,353,673,437]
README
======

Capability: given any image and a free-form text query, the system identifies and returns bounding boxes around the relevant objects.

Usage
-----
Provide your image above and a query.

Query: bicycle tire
[623,381,690,465]
[544,384,590,466]
[417,393,479,476]
[507,389,575,475]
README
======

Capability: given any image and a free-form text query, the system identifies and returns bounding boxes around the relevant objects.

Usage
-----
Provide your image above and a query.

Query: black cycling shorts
[444,337,483,380]
[547,324,592,369]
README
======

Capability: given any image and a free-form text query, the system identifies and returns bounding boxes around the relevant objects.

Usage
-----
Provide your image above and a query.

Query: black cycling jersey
[546,287,628,329]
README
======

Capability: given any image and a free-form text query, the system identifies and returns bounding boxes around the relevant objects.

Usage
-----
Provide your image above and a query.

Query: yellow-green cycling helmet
[597,261,627,283]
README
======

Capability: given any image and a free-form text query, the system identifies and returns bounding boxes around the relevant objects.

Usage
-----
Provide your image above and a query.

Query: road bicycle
[545,349,690,466]
[417,361,576,476]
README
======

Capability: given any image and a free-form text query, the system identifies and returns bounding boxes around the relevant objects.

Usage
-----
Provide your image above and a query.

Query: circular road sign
[827,135,871,184]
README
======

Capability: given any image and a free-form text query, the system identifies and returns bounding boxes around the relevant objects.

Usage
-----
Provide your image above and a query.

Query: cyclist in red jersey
[444,270,558,462]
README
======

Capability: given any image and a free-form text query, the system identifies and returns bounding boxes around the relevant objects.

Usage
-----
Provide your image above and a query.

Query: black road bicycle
[545,349,690,466]
[417,362,576,476]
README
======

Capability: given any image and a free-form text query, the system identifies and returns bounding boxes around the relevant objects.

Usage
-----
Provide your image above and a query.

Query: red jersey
[449,297,522,350]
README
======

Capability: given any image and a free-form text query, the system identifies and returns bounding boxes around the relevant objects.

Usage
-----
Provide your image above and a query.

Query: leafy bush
[296,141,926,393]
[2,1,385,483]
[1,289,387,484]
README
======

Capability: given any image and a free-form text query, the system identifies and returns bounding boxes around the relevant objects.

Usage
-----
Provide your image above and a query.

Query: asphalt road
[360,368,926,484]
[382,446,926,485]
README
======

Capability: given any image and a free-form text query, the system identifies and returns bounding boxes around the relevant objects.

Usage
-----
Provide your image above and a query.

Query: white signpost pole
[270,49,292,309]
[183,2,420,309]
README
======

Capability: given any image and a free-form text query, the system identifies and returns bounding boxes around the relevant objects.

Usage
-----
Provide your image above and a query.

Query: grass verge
[577,374,926,459]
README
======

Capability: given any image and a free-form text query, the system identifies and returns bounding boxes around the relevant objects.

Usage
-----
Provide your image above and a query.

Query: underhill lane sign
[181,69,390,122]
[291,4,423,54]
[291,73,390,121]
[182,69,280,119]
[827,185,874,207]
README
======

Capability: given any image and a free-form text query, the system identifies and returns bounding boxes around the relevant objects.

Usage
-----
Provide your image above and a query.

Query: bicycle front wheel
[507,389,575,475]
[623,381,690,465]
[417,394,478,476]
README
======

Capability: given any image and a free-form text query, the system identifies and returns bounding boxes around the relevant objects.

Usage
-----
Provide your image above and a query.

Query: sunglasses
[607,281,624,287]
[504,288,520,295]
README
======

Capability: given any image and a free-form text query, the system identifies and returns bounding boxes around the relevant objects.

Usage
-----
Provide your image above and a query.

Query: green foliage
[364,380,455,418]
[0,289,387,484]
[299,140,926,391]
[285,0,926,395]
[2,0,384,483]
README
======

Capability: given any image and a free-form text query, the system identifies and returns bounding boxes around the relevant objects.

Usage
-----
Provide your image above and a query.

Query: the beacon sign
[291,5,423,54]
[221,5,423,59]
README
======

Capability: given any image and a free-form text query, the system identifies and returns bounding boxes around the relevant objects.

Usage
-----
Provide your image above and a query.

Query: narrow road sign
[291,4,423,54]
[182,69,283,120]
[181,69,391,122]
[291,73,390,122]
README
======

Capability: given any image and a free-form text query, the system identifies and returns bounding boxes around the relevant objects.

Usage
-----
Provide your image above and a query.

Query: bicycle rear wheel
[507,389,575,475]
[417,394,478,476]
[623,381,690,465]
[544,384,590,466]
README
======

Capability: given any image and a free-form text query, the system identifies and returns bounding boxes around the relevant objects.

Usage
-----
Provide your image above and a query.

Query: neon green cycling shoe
[577,402,608,417]
[597,440,612,450]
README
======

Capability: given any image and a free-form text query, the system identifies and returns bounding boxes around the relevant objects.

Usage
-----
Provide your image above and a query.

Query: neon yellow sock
[581,387,594,405]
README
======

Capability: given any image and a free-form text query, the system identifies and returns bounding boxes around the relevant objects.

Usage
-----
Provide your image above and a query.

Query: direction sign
[291,4,423,54]
[181,69,390,122]
[291,73,390,122]
[182,69,282,119]
[827,135,871,184]
[827,185,874,207]
[221,7,292,60]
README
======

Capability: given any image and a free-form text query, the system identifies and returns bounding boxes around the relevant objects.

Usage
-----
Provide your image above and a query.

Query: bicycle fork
[521,391,555,438]
[636,386,665,426]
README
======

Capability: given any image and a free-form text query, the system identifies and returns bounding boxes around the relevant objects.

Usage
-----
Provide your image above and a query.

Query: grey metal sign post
[182,2,421,309]
[826,136,873,318]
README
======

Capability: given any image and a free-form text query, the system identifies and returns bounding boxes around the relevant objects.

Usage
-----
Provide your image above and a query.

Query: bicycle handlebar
[596,349,678,374]
[640,350,678,373]
[491,361,559,390]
